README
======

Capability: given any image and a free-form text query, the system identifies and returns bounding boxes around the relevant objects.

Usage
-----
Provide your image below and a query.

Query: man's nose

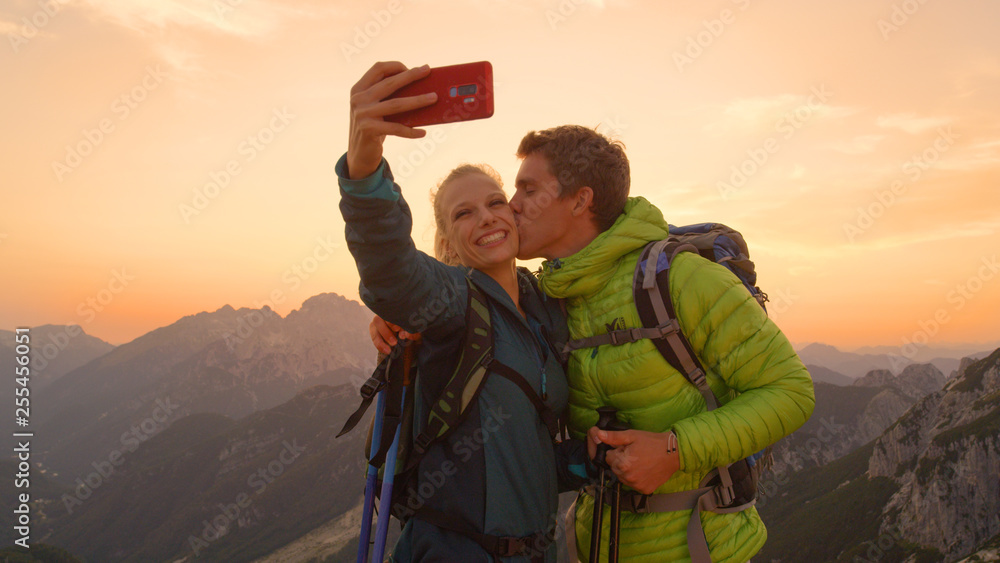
[509,194,522,214]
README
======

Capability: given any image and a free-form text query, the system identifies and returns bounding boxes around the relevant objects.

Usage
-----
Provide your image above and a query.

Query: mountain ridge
[757,348,1000,562]
[33,292,376,480]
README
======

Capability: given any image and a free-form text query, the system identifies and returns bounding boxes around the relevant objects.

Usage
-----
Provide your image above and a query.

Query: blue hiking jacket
[337,155,571,562]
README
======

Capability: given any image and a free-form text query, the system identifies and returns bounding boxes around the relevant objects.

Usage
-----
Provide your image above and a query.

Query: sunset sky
[2,0,998,354]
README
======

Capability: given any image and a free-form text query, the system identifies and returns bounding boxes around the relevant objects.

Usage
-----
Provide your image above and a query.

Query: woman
[339,61,572,562]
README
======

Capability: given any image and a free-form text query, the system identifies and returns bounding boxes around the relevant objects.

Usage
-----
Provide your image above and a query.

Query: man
[364,72,814,559]
[508,124,814,562]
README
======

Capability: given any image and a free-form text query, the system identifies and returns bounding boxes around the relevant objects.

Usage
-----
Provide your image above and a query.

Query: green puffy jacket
[539,197,815,562]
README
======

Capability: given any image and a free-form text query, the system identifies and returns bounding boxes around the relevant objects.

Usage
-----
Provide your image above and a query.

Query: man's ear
[571,186,595,217]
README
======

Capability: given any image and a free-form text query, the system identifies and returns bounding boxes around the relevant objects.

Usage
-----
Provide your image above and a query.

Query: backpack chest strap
[560,322,680,356]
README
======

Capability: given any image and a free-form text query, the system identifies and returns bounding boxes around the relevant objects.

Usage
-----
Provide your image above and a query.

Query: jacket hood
[539,196,668,299]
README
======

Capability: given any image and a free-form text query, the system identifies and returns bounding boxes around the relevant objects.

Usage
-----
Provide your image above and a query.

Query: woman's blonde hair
[430,164,504,266]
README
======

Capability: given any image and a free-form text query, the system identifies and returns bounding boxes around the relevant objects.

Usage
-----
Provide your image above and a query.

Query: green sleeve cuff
[335,153,399,201]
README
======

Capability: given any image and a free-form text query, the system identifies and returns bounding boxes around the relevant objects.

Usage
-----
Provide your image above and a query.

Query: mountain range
[29,293,375,480]
[2,292,997,562]
[795,342,996,379]
[757,348,1000,562]
[1,384,370,562]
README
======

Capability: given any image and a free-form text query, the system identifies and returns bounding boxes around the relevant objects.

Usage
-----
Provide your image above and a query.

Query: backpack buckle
[628,492,650,513]
[413,433,433,455]
[656,320,680,337]
[714,483,735,507]
[359,377,383,401]
[608,328,645,346]
[496,536,529,557]
[688,368,707,387]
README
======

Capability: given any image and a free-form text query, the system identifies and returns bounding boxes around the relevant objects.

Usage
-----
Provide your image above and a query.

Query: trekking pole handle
[594,407,629,469]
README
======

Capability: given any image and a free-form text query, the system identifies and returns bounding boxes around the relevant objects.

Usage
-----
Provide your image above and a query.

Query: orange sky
[1,0,998,352]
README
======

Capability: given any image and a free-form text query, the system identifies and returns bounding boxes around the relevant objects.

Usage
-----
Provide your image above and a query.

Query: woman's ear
[439,236,460,266]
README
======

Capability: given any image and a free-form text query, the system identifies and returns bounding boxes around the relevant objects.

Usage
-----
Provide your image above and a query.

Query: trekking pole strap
[337,344,408,439]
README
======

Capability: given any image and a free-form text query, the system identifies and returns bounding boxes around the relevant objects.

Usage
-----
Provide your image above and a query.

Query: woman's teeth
[477,231,507,246]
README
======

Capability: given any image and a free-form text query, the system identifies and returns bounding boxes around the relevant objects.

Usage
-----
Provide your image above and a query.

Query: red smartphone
[385,61,494,127]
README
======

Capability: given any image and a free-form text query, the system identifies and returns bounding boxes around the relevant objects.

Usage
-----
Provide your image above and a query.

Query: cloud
[933,139,1000,172]
[0,12,57,39]
[77,0,342,39]
[854,220,1000,252]
[708,92,858,135]
[788,266,816,277]
[69,1,344,78]
[876,113,951,134]
[0,18,20,36]
[829,134,886,155]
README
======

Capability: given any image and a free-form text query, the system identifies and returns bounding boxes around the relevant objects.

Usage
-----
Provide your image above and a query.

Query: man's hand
[588,428,681,495]
[369,316,420,355]
[347,61,437,179]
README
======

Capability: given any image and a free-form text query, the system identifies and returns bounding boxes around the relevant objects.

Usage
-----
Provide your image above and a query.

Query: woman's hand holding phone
[347,62,437,180]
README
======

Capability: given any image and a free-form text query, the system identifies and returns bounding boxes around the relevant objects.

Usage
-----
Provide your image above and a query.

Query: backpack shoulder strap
[633,239,721,411]
[489,361,560,440]
[411,278,494,457]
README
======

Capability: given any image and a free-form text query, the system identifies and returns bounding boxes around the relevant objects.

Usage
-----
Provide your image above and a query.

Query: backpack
[337,277,561,559]
[561,223,772,563]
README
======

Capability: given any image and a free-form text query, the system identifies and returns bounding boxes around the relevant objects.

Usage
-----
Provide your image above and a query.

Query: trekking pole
[592,407,629,563]
[356,353,388,563]
[372,344,414,563]
[371,391,403,563]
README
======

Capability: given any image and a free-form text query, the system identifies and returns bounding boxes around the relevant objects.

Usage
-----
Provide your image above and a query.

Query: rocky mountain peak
[897,363,946,396]
[853,363,945,400]
[854,369,896,388]
[867,348,1000,560]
